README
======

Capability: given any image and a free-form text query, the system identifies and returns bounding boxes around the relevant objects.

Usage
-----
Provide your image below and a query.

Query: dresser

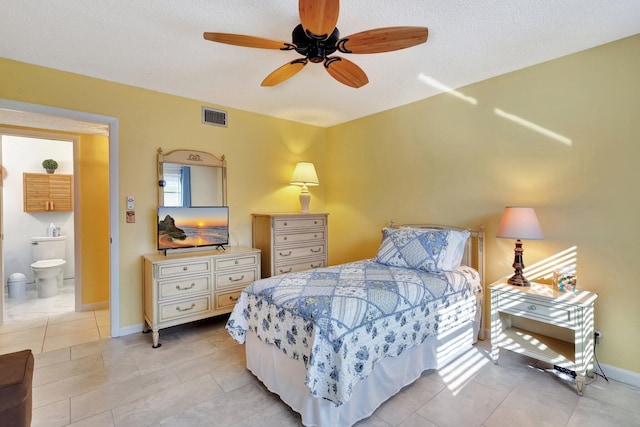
[489,279,598,395]
[252,213,328,278]
[142,246,260,347]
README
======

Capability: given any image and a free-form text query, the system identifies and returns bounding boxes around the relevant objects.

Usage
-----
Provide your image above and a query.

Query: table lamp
[290,162,319,213]
[496,206,544,286]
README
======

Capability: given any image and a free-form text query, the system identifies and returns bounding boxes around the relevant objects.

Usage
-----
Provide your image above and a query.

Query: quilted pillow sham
[374,227,470,272]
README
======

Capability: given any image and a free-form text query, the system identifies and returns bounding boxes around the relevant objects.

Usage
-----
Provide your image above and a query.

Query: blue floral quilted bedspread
[226,259,481,406]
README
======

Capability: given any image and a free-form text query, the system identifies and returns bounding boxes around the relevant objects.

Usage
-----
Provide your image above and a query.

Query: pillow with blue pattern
[375,227,470,272]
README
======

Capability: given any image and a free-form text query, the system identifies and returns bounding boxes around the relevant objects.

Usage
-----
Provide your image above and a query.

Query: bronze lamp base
[507,273,531,287]
[508,239,531,287]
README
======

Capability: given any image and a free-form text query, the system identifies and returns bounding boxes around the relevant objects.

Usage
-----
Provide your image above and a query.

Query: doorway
[1,132,77,322]
[0,98,120,337]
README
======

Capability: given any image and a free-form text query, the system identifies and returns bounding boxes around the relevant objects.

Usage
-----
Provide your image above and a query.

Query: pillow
[374,227,470,272]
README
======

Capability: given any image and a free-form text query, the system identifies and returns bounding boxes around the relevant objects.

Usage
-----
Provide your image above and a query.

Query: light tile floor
[4,281,77,322]
[1,314,639,427]
[1,283,110,355]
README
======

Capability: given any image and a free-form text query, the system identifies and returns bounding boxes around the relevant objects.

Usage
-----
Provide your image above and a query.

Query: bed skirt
[246,319,477,427]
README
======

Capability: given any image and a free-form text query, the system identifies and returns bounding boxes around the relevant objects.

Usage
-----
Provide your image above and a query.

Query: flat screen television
[157,206,229,251]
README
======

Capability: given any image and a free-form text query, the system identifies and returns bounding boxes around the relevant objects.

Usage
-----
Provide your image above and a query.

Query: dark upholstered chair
[0,349,34,427]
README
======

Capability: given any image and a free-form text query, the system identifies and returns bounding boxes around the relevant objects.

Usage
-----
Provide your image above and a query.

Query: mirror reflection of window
[160,161,223,207]
[163,163,184,207]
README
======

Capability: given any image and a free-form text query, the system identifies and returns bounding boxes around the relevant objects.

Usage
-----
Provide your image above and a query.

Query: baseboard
[118,322,145,337]
[598,362,640,388]
[80,301,109,311]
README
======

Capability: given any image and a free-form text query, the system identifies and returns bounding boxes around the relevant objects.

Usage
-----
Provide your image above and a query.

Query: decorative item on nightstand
[553,267,578,292]
[290,162,319,214]
[496,206,544,286]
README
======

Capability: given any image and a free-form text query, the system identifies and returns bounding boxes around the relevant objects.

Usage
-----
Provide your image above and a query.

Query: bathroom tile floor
[5,280,76,322]
[1,283,110,355]
[1,312,639,426]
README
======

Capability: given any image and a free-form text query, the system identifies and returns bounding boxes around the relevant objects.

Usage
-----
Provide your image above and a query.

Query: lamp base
[299,191,311,214]
[507,239,531,286]
[507,274,531,287]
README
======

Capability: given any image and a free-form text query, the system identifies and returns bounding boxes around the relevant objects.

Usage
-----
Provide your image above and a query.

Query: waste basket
[7,273,27,299]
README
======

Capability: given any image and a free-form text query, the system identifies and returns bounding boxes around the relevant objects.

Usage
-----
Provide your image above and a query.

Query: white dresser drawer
[159,276,210,300]
[159,296,210,322]
[215,253,259,271]
[216,289,243,310]
[275,258,325,275]
[274,244,325,262]
[275,230,325,245]
[215,267,258,289]
[497,294,575,327]
[274,216,326,230]
[157,259,211,278]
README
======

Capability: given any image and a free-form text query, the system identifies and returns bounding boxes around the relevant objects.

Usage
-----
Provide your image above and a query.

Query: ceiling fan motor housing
[292,24,339,63]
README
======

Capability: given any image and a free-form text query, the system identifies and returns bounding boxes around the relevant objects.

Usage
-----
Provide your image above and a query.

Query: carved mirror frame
[157,148,227,207]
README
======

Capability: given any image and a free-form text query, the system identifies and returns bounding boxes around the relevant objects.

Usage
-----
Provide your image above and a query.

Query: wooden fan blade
[204,32,295,50]
[299,0,339,40]
[337,27,428,54]
[261,59,308,86]
[324,57,368,88]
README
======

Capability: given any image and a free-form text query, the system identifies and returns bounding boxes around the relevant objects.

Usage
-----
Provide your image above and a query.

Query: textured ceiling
[1,0,639,128]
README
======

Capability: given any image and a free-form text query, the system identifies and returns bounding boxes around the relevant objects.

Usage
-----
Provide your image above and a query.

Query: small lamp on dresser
[496,206,544,286]
[290,162,319,213]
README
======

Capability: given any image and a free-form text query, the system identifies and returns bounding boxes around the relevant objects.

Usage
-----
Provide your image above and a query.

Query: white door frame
[0,98,120,336]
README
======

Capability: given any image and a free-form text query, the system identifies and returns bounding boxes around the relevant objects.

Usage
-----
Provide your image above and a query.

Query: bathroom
[2,132,76,321]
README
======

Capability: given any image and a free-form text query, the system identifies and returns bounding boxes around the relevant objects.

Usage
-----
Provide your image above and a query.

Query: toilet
[30,236,66,298]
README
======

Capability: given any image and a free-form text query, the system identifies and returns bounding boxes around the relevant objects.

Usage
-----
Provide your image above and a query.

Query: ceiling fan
[203,0,428,88]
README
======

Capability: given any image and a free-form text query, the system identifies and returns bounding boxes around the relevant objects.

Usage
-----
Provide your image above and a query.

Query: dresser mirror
[157,148,227,207]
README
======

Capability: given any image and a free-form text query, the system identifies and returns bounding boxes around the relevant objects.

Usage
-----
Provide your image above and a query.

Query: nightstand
[489,279,598,395]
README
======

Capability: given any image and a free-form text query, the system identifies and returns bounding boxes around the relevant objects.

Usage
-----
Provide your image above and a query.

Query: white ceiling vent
[202,107,227,127]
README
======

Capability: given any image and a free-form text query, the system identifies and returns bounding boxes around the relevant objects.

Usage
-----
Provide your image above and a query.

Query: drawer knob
[279,251,292,257]
[279,267,292,274]
[527,305,537,311]
[234,260,239,264]
[183,266,188,271]
[314,234,318,238]
[176,303,196,312]
[176,283,196,291]
[283,222,288,226]
[229,295,239,302]
[311,263,321,268]
[228,275,245,282]
[283,237,287,240]
[310,248,321,253]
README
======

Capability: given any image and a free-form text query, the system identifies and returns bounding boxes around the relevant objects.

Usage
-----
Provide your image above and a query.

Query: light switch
[127,196,134,210]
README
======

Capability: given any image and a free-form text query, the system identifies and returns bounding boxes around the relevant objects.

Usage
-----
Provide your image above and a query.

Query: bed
[226,224,485,426]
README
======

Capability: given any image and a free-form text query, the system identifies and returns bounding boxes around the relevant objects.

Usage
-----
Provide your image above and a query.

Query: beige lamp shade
[290,162,319,186]
[496,207,544,240]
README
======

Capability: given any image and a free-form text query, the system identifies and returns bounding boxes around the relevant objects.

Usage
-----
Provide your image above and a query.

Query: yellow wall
[326,34,640,374]
[0,58,327,328]
[1,33,638,375]
[78,134,110,305]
